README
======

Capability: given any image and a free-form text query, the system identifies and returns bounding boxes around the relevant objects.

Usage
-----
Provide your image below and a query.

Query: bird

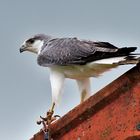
[20,34,139,122]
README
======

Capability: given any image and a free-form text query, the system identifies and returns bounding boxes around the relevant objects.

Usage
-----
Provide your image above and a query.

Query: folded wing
[37,37,137,66]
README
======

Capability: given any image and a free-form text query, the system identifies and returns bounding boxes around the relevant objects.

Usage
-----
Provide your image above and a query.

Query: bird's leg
[47,102,55,123]
[37,102,60,140]
[81,90,87,103]
[76,78,91,103]
[39,102,59,126]
[37,69,64,138]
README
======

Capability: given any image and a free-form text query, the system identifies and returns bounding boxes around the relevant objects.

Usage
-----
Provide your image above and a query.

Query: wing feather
[37,37,136,66]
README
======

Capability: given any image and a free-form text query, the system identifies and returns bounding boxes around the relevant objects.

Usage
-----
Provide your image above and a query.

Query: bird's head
[20,34,52,54]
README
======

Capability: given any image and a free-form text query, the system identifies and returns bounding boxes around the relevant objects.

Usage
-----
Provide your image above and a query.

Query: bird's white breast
[50,63,117,80]
[49,57,127,79]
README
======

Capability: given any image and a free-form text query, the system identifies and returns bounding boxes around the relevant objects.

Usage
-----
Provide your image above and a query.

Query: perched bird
[20,34,139,119]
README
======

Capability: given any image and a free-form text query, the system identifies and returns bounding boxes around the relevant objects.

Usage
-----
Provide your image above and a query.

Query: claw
[36,103,60,140]
[36,120,42,125]
[40,116,47,121]
[36,102,60,129]
[54,115,61,118]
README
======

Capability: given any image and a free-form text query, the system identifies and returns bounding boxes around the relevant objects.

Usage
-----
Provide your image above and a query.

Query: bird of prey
[20,34,139,121]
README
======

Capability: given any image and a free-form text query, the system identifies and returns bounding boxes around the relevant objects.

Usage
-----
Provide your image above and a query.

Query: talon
[54,115,61,118]
[40,116,47,121]
[36,120,42,125]
[36,102,60,137]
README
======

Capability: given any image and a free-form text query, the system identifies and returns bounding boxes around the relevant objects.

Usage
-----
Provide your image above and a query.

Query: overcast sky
[0,0,140,140]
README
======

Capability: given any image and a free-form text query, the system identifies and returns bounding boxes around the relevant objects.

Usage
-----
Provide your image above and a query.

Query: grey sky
[0,0,140,140]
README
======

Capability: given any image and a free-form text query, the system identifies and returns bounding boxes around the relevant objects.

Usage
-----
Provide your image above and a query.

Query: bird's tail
[114,56,140,65]
[114,46,140,65]
[117,47,137,55]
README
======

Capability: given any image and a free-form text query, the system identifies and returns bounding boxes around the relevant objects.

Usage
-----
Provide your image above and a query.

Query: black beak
[19,45,26,53]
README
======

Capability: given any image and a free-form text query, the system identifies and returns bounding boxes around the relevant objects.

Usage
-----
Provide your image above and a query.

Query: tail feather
[117,47,137,55]
[114,56,140,65]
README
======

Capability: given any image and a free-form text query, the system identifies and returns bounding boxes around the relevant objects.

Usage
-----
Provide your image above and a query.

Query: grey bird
[20,34,139,120]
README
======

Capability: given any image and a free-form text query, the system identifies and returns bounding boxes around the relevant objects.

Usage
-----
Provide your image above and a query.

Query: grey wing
[37,38,97,66]
[37,38,135,66]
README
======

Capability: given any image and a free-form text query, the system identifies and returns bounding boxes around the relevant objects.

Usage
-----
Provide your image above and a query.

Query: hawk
[20,34,139,120]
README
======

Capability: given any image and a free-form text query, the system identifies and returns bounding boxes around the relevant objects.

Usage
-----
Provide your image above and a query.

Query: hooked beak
[19,45,27,53]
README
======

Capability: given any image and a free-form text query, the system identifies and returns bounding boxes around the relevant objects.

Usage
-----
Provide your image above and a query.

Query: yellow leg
[47,102,55,122]
[37,102,57,140]
[50,102,55,114]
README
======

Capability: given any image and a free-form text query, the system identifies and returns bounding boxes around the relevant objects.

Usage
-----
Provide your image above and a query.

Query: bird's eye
[27,38,35,44]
